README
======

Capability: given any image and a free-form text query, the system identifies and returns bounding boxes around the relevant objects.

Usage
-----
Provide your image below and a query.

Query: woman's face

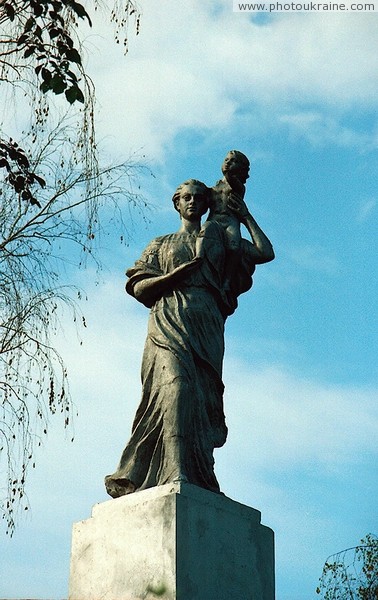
[175,184,208,221]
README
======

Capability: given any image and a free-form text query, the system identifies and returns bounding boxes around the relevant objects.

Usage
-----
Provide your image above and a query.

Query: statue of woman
[105,179,274,498]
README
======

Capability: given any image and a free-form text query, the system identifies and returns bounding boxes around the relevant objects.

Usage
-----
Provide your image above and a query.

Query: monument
[69,152,276,599]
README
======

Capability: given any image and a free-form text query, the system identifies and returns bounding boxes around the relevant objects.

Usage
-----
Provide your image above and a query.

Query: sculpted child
[196,150,250,290]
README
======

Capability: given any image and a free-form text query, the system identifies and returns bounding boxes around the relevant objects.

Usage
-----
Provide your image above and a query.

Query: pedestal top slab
[90,482,262,525]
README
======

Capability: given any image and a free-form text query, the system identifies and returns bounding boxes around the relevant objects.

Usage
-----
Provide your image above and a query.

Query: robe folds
[105,221,256,497]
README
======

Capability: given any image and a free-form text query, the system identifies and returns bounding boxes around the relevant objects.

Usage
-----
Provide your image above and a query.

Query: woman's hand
[228,192,275,264]
[132,258,202,306]
[227,192,250,222]
[169,257,203,284]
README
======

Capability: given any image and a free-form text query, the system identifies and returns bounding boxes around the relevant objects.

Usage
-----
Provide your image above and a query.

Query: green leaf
[50,74,66,95]
[34,25,43,40]
[75,87,84,103]
[72,2,92,26]
[67,70,78,83]
[24,46,36,59]
[32,174,46,188]
[57,42,69,56]
[40,81,51,94]
[64,86,77,104]
[65,85,84,104]
[48,27,60,39]
[41,68,52,82]
[24,17,35,33]
[32,3,43,17]
[4,3,15,21]
[22,190,31,201]
[17,34,28,46]
[65,48,82,64]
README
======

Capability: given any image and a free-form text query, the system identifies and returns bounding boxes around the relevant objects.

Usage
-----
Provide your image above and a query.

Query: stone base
[68,482,275,600]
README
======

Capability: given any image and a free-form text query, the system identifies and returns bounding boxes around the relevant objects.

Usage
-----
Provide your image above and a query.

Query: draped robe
[105,221,256,496]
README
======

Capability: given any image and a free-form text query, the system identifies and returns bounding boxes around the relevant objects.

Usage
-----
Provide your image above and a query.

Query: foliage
[0,0,140,100]
[0,138,45,207]
[316,534,378,600]
[0,116,149,534]
[0,0,145,534]
[1,0,91,103]
[0,0,141,200]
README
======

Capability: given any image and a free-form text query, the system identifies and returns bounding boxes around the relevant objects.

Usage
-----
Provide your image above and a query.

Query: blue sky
[1,2,378,599]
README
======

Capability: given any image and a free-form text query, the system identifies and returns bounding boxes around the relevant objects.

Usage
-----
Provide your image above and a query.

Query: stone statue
[105,160,274,499]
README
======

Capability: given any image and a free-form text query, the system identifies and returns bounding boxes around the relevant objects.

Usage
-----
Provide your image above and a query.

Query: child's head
[222,150,250,183]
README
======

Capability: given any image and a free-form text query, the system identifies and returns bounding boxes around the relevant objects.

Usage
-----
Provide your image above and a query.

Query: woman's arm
[228,192,275,264]
[130,259,202,307]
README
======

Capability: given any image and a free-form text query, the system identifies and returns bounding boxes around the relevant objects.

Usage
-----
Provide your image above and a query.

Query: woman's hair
[172,179,210,212]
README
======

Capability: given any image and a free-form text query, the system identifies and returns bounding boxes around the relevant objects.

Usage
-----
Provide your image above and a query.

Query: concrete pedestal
[69,482,274,600]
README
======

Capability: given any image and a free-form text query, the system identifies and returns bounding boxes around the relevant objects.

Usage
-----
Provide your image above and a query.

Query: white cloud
[287,244,340,274]
[222,360,378,472]
[86,4,378,160]
[279,111,376,149]
[356,198,377,222]
[94,57,235,160]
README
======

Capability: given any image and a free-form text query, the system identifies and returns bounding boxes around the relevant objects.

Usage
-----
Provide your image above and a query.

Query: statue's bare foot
[105,476,136,498]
